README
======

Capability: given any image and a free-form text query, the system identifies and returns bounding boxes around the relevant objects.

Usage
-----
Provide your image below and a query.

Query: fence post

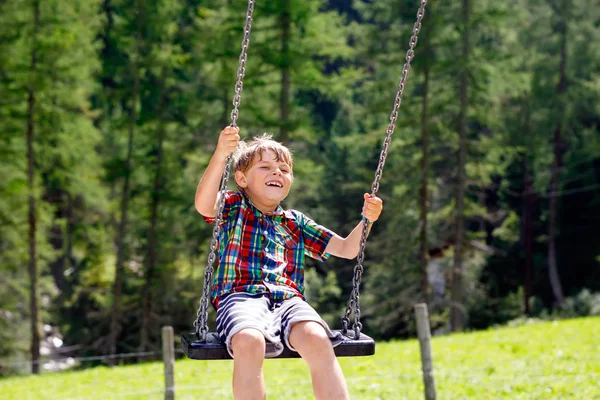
[162,326,175,400]
[414,303,436,400]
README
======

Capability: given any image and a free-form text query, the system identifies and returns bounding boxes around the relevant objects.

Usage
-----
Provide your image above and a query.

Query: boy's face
[234,150,293,211]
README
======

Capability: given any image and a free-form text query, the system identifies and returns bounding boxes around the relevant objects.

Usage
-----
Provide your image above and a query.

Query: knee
[290,322,331,354]
[231,328,265,359]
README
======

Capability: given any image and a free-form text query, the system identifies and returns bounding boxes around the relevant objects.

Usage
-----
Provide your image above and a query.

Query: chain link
[342,0,427,339]
[194,0,256,341]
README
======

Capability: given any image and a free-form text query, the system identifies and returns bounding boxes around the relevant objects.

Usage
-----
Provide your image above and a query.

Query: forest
[0,0,599,375]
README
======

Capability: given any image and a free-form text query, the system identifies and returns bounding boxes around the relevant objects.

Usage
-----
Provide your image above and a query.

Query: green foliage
[304,268,343,327]
[468,287,525,329]
[531,289,600,319]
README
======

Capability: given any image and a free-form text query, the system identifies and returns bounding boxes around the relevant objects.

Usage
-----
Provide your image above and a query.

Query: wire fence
[1,351,161,368]
[2,348,597,369]
[0,348,188,372]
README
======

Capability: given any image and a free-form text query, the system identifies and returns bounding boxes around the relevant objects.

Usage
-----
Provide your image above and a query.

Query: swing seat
[181,330,375,360]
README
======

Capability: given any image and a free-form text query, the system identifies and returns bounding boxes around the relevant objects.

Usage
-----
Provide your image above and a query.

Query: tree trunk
[279,0,291,142]
[548,134,565,306]
[65,192,74,283]
[108,0,143,362]
[523,164,533,315]
[451,0,470,332]
[547,0,567,307]
[48,193,74,303]
[520,97,533,315]
[26,0,41,375]
[419,36,431,302]
[49,224,66,294]
[548,148,565,306]
[140,68,167,352]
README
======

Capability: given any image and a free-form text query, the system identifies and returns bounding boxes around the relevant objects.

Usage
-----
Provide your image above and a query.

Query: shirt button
[263,230,268,235]
[265,278,269,282]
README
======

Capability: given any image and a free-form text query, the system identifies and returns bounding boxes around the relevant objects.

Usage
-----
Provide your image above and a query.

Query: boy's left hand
[362,193,383,223]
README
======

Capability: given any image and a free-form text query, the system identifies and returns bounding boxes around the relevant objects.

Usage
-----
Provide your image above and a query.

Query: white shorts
[216,292,343,358]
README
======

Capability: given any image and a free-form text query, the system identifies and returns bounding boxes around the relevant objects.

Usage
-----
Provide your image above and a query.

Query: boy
[195,126,383,400]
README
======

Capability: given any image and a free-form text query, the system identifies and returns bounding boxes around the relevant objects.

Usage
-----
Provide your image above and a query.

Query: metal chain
[341,0,427,339]
[230,0,255,127]
[194,0,256,341]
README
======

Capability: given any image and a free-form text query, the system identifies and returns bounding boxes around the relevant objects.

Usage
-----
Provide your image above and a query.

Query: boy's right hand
[216,126,240,158]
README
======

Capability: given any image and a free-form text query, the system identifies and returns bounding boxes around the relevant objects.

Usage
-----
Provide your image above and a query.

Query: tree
[450,0,471,332]
[243,0,355,140]
[26,0,42,374]
[138,0,186,352]
[546,0,569,306]
[105,0,144,361]
[0,0,103,372]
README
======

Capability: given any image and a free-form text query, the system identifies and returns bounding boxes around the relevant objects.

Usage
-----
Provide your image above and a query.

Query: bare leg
[289,321,350,400]
[230,328,266,400]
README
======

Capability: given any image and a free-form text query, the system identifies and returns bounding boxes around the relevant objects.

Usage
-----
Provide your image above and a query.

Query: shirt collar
[268,207,297,221]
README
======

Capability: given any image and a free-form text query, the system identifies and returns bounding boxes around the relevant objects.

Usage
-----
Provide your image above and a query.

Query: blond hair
[233,134,294,173]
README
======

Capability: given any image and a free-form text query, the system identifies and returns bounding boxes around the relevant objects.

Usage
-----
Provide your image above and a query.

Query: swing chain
[341,0,427,340]
[231,0,255,127]
[194,159,232,340]
[341,220,369,339]
[194,0,256,342]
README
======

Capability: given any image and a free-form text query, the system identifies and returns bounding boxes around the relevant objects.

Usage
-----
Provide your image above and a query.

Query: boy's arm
[195,126,240,217]
[324,193,383,259]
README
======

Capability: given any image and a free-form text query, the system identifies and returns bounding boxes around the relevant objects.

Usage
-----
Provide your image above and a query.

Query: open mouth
[266,181,283,188]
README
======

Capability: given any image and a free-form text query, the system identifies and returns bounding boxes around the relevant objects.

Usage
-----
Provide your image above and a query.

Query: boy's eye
[260,166,269,170]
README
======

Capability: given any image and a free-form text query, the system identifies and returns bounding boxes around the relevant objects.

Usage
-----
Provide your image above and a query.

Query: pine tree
[138,0,187,352]
[102,0,146,361]
[0,0,103,372]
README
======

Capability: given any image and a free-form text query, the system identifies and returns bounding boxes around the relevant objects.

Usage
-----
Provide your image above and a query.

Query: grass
[1,316,599,399]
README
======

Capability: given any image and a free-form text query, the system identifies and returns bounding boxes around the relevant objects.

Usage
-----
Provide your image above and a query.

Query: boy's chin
[268,193,290,204]
[266,194,287,203]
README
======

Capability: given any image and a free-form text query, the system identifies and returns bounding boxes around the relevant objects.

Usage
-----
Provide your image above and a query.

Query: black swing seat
[181,330,375,360]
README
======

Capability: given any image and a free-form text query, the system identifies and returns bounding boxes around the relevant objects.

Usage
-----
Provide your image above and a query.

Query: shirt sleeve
[298,212,334,262]
[202,190,242,224]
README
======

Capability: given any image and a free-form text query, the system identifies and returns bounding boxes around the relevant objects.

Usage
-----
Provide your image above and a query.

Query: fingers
[217,125,240,156]
[362,193,383,222]
[221,125,239,136]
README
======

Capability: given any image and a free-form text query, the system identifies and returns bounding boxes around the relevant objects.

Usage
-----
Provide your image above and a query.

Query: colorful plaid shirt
[203,191,333,309]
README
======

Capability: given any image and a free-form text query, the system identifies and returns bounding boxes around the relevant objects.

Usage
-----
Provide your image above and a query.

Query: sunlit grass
[1,316,599,399]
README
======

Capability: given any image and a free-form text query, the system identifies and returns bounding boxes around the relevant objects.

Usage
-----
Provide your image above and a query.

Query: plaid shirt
[203,191,333,309]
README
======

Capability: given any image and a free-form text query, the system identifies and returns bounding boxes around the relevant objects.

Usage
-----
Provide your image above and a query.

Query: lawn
[1,316,599,399]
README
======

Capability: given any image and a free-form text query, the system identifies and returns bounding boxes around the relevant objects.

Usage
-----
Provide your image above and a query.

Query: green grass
[1,317,599,399]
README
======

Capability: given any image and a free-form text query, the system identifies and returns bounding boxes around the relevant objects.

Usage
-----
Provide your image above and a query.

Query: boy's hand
[362,193,383,223]
[216,126,240,158]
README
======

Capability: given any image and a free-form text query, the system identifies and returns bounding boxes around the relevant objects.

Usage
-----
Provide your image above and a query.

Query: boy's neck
[244,192,280,214]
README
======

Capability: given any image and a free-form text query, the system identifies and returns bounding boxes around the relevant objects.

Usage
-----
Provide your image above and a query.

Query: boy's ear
[234,170,248,188]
